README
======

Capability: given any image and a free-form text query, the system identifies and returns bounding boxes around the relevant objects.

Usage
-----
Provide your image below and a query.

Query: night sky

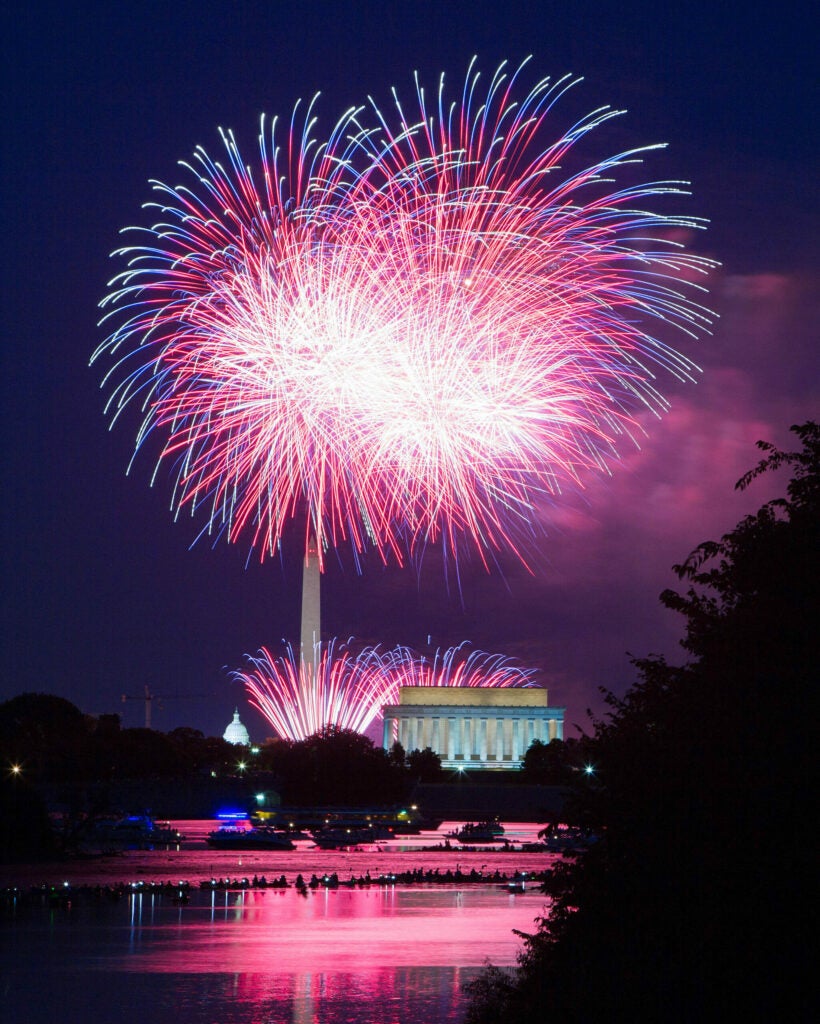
[2,1,817,741]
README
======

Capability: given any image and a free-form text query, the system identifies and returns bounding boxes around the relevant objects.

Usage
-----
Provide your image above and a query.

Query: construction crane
[120,685,202,730]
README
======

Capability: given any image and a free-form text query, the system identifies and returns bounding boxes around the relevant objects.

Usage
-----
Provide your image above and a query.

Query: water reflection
[200,964,484,1023]
[2,885,541,1023]
[126,885,541,973]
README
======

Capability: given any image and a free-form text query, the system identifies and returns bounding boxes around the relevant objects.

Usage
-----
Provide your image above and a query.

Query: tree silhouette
[467,423,818,1024]
[0,693,89,780]
[263,726,406,805]
[406,746,443,783]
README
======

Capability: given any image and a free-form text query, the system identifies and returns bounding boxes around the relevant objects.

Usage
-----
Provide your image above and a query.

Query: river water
[1,822,555,1023]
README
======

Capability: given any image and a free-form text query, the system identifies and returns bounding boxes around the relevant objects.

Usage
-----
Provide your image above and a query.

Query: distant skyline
[2,1,817,739]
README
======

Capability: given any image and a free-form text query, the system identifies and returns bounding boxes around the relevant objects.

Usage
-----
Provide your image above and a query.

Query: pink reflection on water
[0,821,556,890]
[121,885,547,974]
[226,965,475,1024]
[3,829,554,1024]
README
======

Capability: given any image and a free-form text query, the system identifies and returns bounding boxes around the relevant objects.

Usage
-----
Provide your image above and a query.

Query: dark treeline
[0,704,239,860]
[255,728,443,805]
[466,422,817,1023]
[3,689,589,821]
[0,699,240,784]
[0,680,582,863]
[0,701,446,797]
[0,694,451,860]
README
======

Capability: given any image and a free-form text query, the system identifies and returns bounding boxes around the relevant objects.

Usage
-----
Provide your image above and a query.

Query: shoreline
[2,863,548,906]
[0,838,558,893]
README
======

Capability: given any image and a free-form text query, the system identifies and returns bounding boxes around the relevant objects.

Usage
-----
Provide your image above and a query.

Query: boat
[502,880,527,893]
[79,815,183,849]
[541,826,600,853]
[206,826,296,851]
[251,803,437,834]
[272,827,312,841]
[310,825,387,848]
[447,820,506,844]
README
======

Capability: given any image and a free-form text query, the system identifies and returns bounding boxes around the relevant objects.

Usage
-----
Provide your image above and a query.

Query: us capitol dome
[223,708,250,745]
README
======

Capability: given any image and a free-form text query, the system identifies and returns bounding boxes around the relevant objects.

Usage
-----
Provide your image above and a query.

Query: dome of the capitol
[223,708,250,745]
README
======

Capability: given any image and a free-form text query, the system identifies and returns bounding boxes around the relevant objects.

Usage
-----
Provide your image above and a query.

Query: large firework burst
[94,59,714,570]
[234,641,536,741]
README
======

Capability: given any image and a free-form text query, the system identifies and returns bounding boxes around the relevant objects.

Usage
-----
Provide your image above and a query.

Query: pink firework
[235,640,535,741]
[382,642,538,690]
[95,60,714,568]
[235,640,395,741]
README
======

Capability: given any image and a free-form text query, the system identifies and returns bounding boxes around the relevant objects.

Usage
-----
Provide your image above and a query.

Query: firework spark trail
[236,640,394,740]
[94,59,715,569]
[381,642,538,691]
[235,641,536,741]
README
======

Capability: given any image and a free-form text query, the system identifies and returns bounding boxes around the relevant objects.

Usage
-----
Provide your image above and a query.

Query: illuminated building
[223,708,251,745]
[381,686,564,769]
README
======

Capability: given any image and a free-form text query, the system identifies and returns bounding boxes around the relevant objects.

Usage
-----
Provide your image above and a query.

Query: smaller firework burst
[235,640,536,742]
[235,639,393,741]
[382,642,538,691]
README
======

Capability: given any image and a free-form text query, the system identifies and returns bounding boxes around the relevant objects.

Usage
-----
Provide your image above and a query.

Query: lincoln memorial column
[447,717,457,761]
[479,718,488,761]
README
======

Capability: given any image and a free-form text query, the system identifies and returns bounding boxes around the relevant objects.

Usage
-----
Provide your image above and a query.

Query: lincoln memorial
[381,686,564,769]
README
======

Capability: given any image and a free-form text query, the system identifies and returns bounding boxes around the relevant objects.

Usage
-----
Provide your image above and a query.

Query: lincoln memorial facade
[381,686,564,769]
